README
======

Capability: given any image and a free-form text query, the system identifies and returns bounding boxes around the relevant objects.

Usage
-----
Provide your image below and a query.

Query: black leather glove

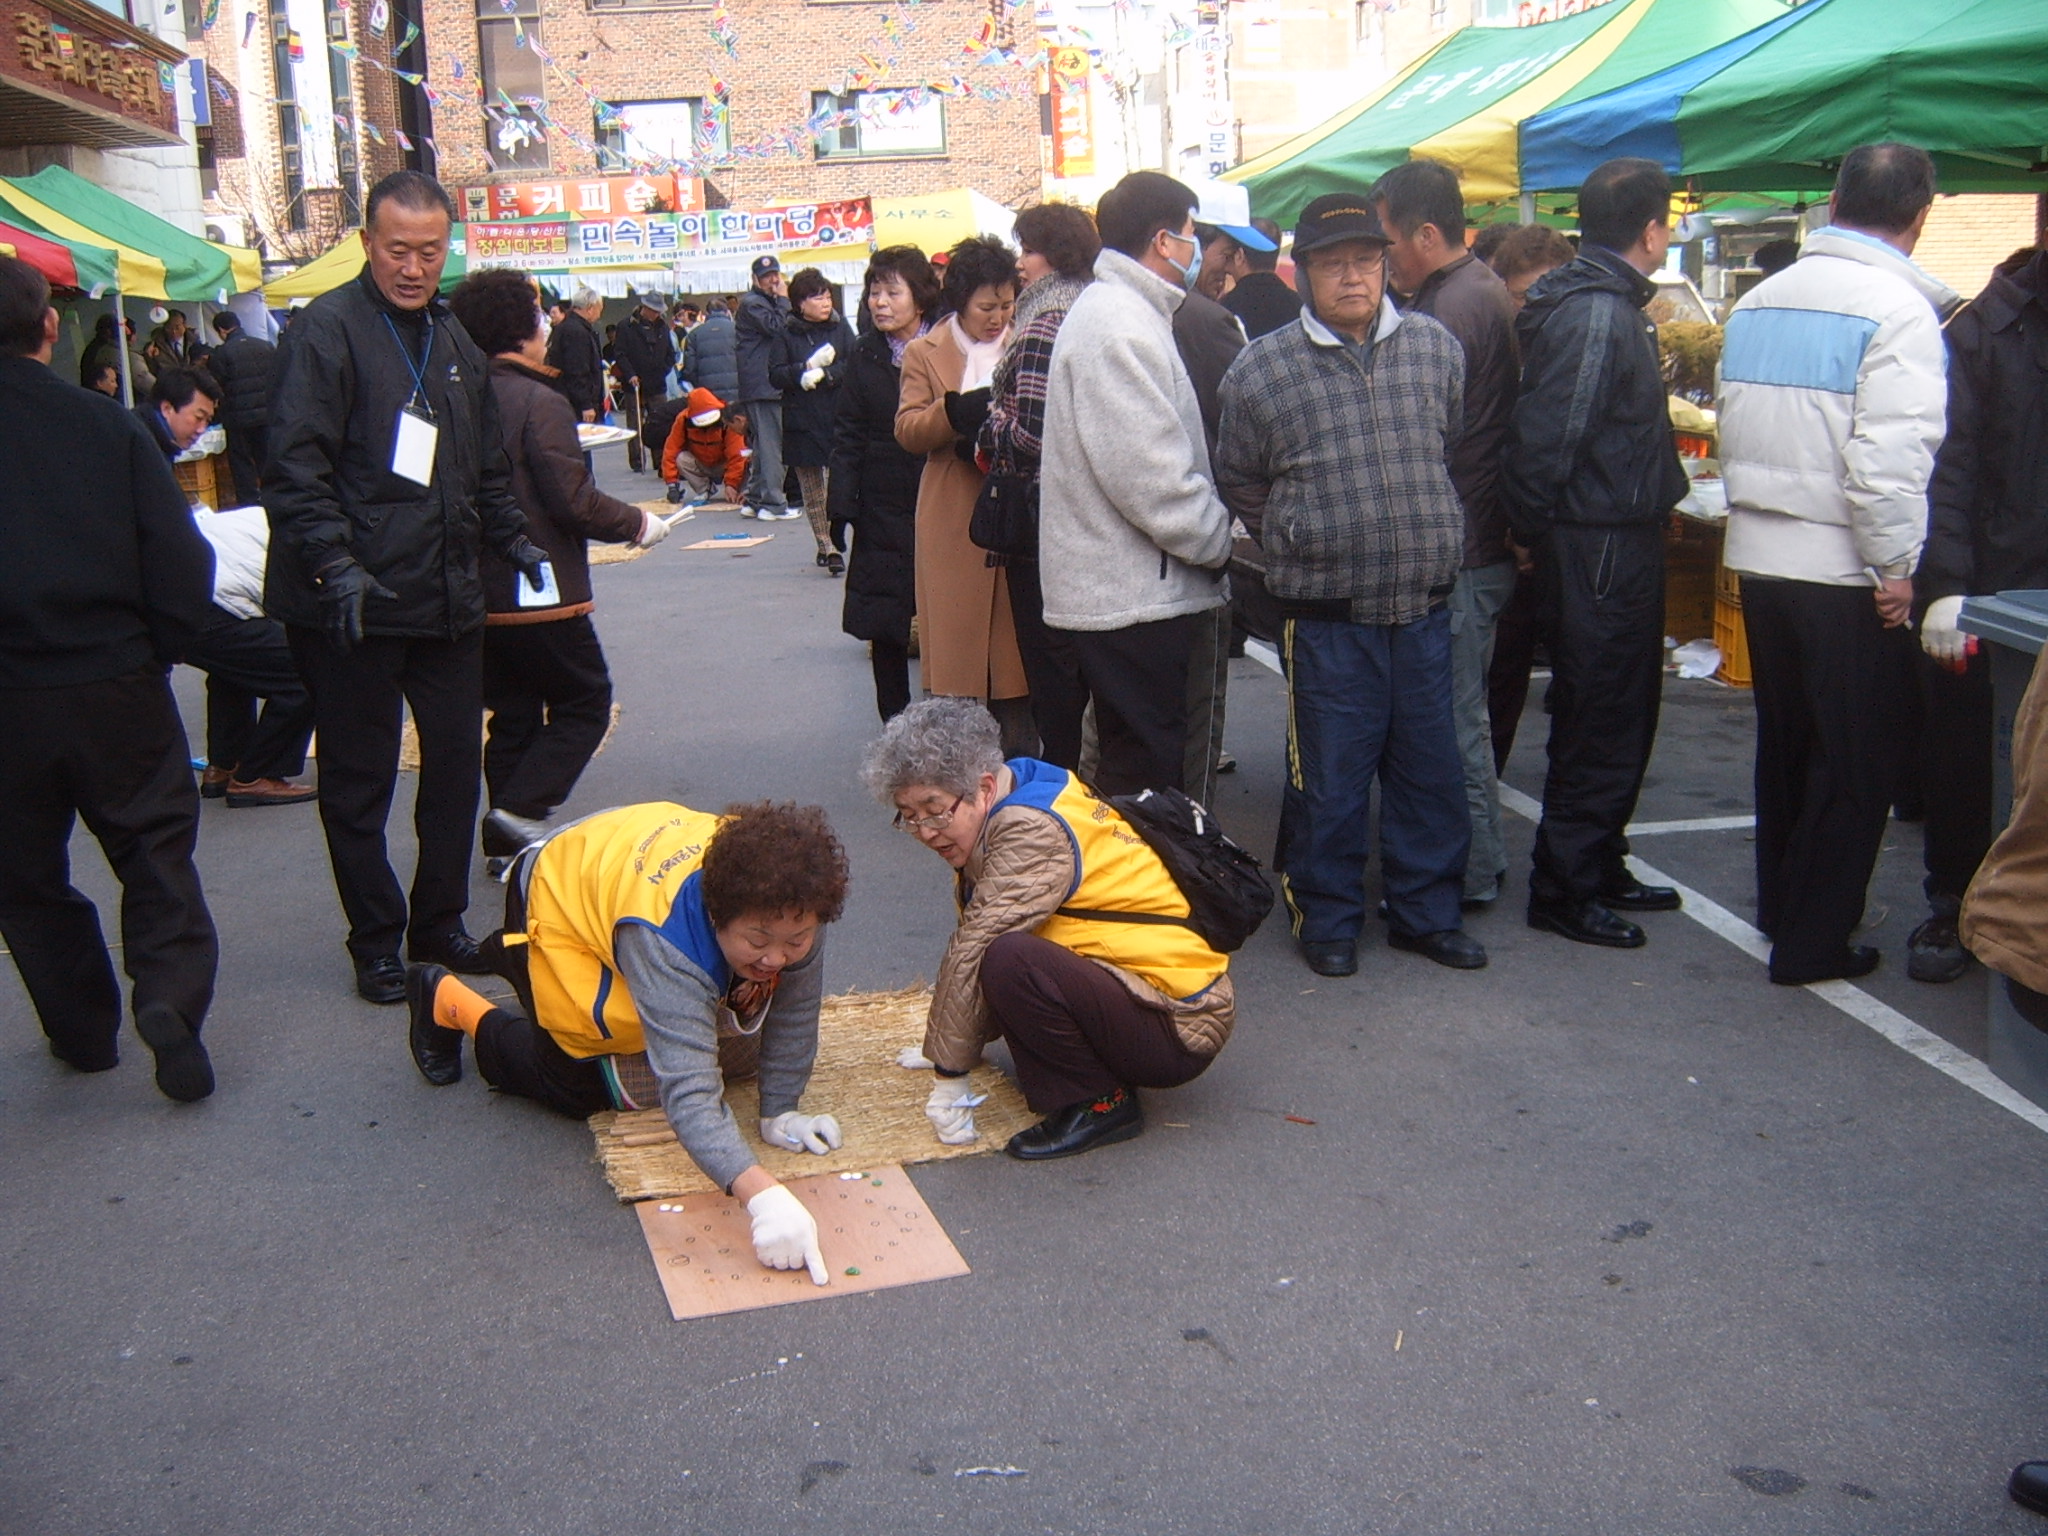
[665,481,684,503]
[315,558,398,653]
[943,386,992,440]
[829,519,849,555]
[506,535,551,592]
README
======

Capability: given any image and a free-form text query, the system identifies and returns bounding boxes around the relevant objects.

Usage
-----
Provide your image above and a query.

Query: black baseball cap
[751,254,782,278]
[1291,193,1390,258]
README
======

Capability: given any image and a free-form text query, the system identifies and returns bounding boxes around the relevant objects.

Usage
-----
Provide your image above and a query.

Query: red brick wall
[417,0,1042,209]
[1914,194,2038,302]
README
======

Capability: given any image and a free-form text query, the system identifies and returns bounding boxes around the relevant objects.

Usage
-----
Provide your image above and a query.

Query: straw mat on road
[588,985,1034,1202]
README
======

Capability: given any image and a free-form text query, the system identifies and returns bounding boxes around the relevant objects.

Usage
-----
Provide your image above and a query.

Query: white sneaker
[738,504,759,519]
[773,506,804,521]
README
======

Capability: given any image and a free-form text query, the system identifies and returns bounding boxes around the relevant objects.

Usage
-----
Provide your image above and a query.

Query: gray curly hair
[859,697,1004,803]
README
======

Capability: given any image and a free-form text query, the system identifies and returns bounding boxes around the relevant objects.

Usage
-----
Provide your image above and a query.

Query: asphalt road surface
[5,450,2045,1534]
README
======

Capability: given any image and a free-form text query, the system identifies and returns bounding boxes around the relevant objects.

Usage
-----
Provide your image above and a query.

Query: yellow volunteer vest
[521,802,726,1058]
[995,759,1229,1000]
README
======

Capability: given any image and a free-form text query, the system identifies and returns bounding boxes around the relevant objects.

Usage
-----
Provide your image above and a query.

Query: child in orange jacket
[661,386,748,505]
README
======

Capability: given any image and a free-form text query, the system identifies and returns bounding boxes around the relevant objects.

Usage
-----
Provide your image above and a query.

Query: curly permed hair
[699,802,849,927]
[939,234,1019,317]
[447,267,540,357]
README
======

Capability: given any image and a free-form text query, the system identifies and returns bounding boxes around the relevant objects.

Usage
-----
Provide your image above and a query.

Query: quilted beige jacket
[922,772,1236,1072]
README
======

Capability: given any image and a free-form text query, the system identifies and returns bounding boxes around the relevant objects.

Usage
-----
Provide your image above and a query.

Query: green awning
[0,165,261,299]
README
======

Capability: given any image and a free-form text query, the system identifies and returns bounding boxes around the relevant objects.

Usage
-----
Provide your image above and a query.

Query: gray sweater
[1215,303,1466,626]
[615,923,825,1192]
[1038,249,1232,632]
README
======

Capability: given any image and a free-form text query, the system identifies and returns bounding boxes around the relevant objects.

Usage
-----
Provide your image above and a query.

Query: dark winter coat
[1171,291,1246,453]
[735,286,791,404]
[1502,246,1688,539]
[545,309,608,418]
[828,326,924,644]
[771,312,856,468]
[205,328,276,430]
[611,309,676,400]
[261,267,529,639]
[483,356,643,619]
[0,356,213,685]
[1221,271,1302,341]
[1920,249,2048,604]
[1406,253,1518,568]
[680,310,739,403]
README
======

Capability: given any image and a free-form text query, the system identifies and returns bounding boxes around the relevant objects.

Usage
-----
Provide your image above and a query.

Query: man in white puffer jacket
[1719,141,1957,986]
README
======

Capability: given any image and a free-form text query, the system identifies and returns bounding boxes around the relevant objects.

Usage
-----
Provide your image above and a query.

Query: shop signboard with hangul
[457,173,705,223]
[671,199,875,263]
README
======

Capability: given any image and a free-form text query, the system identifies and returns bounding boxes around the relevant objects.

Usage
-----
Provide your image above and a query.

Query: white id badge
[391,406,438,487]
[516,560,561,609]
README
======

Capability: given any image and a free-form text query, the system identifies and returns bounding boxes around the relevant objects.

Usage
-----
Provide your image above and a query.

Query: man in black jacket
[1503,158,1690,950]
[735,256,793,518]
[1221,218,1302,341]
[264,170,546,1004]
[207,310,275,506]
[1909,244,2048,982]
[0,255,219,1101]
[545,285,607,424]
[610,293,675,471]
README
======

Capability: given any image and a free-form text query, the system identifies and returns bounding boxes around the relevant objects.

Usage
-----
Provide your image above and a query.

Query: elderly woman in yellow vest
[862,698,1235,1160]
[404,801,851,1283]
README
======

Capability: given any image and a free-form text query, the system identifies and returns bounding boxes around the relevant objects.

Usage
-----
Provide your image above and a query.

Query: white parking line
[1241,638,2045,1132]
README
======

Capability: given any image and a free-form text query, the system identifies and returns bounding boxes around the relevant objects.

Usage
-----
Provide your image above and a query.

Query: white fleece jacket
[1038,248,1232,631]
[1718,226,1956,585]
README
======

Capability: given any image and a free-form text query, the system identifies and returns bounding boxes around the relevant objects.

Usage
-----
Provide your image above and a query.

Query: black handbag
[968,467,1039,563]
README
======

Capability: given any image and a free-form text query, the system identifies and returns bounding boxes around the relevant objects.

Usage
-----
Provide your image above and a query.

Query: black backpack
[1057,787,1274,954]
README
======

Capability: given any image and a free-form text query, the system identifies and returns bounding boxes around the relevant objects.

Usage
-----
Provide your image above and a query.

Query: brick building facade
[416,0,1043,212]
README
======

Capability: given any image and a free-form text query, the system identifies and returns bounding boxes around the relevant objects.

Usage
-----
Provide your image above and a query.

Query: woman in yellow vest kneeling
[405,800,851,1283]
[862,698,1235,1161]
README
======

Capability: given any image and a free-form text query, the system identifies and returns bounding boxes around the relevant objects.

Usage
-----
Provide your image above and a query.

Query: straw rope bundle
[589,984,1036,1202]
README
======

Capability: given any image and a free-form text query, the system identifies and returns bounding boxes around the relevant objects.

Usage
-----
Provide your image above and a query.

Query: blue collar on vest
[995,755,1068,810]
[642,870,728,987]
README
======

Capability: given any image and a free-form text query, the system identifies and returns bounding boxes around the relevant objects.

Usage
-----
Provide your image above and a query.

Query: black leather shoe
[1906,911,1969,983]
[1598,875,1682,912]
[1528,898,1646,949]
[1005,1089,1144,1161]
[405,963,464,1086]
[1770,945,1879,986]
[2010,1461,2048,1515]
[136,1003,214,1103]
[354,953,407,1005]
[481,807,550,859]
[407,929,494,976]
[1299,939,1358,977]
[49,1037,118,1073]
[1389,928,1488,969]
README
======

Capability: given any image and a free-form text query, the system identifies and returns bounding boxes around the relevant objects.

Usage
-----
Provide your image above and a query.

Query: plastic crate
[1714,563,1751,688]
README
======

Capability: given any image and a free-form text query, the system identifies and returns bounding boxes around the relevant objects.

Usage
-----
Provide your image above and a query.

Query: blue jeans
[1279,609,1470,944]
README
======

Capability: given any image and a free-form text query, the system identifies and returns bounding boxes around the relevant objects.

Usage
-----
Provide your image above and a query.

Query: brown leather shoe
[199,766,232,799]
[225,776,317,808]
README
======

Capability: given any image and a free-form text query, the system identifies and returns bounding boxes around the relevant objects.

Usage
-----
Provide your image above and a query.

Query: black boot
[1005,1088,1144,1160]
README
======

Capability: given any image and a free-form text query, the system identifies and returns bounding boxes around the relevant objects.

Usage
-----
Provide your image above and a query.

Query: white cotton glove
[633,509,672,549]
[800,366,825,391]
[746,1183,828,1285]
[1921,594,1968,669]
[925,1074,985,1145]
[806,343,836,369]
[896,1046,935,1070]
[760,1110,844,1155]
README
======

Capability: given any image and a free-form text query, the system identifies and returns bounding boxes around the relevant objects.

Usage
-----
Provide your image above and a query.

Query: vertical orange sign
[1049,46,1094,179]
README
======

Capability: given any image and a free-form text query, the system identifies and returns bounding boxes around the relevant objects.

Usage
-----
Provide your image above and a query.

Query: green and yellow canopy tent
[1518,0,2048,195]
[0,216,118,296]
[0,164,260,301]
[1226,0,1787,227]
[264,226,471,304]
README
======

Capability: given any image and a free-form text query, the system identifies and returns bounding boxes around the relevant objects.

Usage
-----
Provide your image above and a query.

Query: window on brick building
[597,98,728,169]
[327,0,362,223]
[477,0,549,171]
[1430,0,1450,28]
[1353,0,1380,45]
[810,89,946,160]
[266,0,305,230]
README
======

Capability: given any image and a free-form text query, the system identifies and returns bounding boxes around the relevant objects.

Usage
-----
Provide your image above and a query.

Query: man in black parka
[207,309,275,506]
[264,170,546,1004]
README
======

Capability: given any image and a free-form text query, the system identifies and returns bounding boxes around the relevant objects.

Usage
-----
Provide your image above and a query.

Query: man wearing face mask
[1214,193,1482,979]
[1039,171,1234,798]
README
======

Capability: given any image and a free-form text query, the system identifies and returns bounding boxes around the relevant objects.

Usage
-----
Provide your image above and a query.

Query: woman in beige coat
[896,235,1034,753]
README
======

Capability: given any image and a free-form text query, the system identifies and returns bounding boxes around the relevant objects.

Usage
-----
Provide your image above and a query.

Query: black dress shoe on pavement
[136,1003,214,1103]
[1299,939,1358,977]
[2009,1461,2048,1515]
[1598,875,1682,912]
[1906,911,1969,983]
[1770,945,1880,987]
[49,1037,118,1073]
[1528,898,1646,949]
[407,929,494,976]
[1388,928,1488,969]
[354,953,407,1005]
[481,807,550,859]
[1005,1089,1144,1160]
[405,963,464,1086]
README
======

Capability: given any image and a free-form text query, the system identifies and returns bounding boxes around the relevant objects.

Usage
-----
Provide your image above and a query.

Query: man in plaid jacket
[1214,193,1484,980]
